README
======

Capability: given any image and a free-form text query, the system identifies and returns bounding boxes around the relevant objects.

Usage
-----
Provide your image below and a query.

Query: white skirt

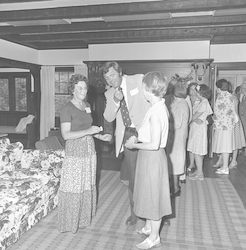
[212,128,235,153]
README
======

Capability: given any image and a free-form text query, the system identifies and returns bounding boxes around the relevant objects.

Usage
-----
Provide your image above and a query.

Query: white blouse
[138,99,169,148]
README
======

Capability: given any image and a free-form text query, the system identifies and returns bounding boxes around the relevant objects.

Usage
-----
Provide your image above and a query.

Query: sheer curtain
[40,66,55,140]
[74,63,88,77]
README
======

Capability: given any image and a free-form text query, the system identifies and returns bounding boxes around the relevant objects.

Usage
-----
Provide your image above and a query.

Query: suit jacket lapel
[126,76,136,111]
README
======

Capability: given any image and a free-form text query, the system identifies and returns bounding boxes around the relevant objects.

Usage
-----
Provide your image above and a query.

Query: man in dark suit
[103,61,149,225]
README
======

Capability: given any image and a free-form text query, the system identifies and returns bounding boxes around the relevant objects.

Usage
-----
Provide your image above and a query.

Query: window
[0,78,9,111]
[55,69,74,94]
[55,67,74,126]
[0,73,30,112]
[15,77,27,111]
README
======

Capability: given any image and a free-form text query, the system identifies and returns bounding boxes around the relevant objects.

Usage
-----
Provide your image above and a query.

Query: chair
[48,129,66,148]
[35,136,64,150]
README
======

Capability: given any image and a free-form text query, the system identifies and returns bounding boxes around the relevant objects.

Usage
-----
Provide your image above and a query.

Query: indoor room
[0,1,246,250]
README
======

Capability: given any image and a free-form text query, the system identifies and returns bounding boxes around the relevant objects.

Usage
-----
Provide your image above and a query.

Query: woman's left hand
[100,134,112,141]
[125,140,135,149]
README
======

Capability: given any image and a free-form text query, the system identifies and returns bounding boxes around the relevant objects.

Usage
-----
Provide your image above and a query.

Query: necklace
[71,99,86,110]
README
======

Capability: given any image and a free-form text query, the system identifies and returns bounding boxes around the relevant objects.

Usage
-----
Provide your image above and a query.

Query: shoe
[187,166,194,172]
[170,189,181,198]
[213,161,223,168]
[215,168,229,175]
[188,170,197,177]
[187,167,196,175]
[180,179,186,184]
[229,162,237,169]
[189,174,204,181]
[136,227,151,235]
[125,215,138,226]
[136,237,161,249]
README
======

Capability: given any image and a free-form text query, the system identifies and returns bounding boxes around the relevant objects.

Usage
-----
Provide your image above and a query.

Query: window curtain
[74,63,88,77]
[40,66,55,140]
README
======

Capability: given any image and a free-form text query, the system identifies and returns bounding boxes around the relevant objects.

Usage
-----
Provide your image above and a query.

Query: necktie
[118,87,131,127]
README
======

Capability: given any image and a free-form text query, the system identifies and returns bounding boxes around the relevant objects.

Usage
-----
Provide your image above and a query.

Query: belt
[125,127,137,133]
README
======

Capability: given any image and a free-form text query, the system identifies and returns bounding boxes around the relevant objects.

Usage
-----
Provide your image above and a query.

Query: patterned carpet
[7,170,246,250]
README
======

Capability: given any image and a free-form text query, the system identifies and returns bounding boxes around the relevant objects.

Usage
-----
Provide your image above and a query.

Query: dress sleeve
[60,104,72,123]
[199,101,207,113]
[197,100,213,121]
[205,100,213,116]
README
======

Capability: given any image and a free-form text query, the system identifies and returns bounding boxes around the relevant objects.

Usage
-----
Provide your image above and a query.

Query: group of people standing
[165,80,213,196]
[55,61,246,249]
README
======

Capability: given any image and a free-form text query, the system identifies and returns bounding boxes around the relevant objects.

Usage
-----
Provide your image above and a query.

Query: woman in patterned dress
[57,74,112,233]
[187,84,213,181]
[212,79,237,175]
[125,72,171,250]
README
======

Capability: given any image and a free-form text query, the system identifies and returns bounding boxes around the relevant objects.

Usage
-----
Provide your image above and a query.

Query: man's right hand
[113,88,124,103]
[88,126,102,135]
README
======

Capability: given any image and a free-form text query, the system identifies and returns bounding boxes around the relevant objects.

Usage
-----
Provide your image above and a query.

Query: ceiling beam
[1,15,246,35]
[0,0,246,22]
[86,36,212,45]
[0,35,89,49]
[211,34,246,44]
[0,57,40,69]
[214,62,246,70]
[33,40,88,50]
[15,25,246,42]
[0,0,47,2]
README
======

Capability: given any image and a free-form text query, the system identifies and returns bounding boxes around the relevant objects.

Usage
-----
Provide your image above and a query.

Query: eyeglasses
[76,86,87,92]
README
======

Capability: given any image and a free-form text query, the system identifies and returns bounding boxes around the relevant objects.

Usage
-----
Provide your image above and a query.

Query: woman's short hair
[196,84,212,99]
[102,61,122,75]
[173,81,187,99]
[142,71,168,98]
[166,78,177,95]
[68,74,89,95]
[235,86,241,94]
[227,81,233,94]
[216,79,230,92]
[187,82,198,95]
